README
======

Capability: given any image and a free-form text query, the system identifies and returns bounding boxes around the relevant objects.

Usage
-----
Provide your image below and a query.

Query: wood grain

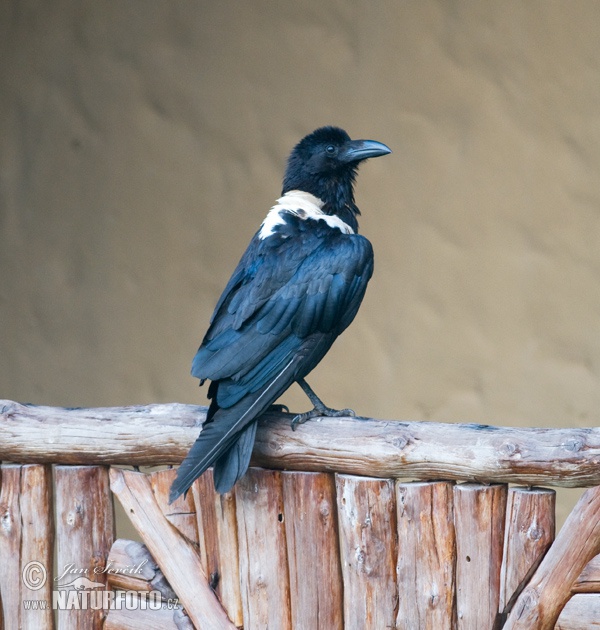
[573,553,600,593]
[282,471,343,629]
[105,538,176,598]
[499,487,555,613]
[503,484,600,629]
[235,468,291,630]
[336,475,398,630]
[555,593,600,629]
[396,481,455,630]
[192,468,243,627]
[454,483,507,630]
[55,465,115,630]
[3,401,600,488]
[20,464,54,630]
[212,482,243,626]
[149,468,198,544]
[0,465,24,630]
[109,467,235,630]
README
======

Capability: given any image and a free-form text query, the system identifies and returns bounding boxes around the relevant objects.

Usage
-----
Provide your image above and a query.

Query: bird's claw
[291,408,320,431]
[290,406,355,431]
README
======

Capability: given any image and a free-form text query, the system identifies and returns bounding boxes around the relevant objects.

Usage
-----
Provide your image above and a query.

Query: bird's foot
[291,405,355,431]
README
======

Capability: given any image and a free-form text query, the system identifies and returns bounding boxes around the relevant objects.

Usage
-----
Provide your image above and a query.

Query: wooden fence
[2,400,600,629]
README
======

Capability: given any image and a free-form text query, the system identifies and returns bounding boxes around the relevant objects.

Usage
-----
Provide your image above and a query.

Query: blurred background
[2,1,600,526]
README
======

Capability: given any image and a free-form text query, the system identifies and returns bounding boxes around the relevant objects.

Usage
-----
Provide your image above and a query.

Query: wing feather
[192,230,373,400]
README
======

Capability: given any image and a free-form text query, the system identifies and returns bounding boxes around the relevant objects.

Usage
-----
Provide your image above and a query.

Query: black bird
[169,126,391,502]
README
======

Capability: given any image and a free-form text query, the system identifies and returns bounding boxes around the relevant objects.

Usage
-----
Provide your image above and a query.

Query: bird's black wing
[170,226,373,500]
[193,228,373,402]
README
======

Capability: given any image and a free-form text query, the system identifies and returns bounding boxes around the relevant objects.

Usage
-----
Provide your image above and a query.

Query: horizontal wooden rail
[1,400,600,487]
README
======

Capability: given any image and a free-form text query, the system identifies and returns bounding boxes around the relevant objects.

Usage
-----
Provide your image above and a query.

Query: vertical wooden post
[20,465,54,630]
[0,464,54,630]
[0,465,23,630]
[213,484,243,626]
[454,483,507,630]
[193,469,243,627]
[503,484,600,630]
[235,468,291,630]
[336,475,398,630]
[395,480,455,630]
[193,469,219,581]
[499,487,555,612]
[55,465,115,630]
[282,471,343,629]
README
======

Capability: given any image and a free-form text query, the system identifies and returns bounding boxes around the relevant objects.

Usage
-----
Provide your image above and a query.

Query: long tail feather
[213,421,258,493]
[169,355,299,503]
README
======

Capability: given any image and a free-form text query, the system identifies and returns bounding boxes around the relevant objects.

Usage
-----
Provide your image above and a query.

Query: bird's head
[282,126,391,221]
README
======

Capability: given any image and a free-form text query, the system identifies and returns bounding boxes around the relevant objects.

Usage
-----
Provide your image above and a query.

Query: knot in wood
[513,586,540,616]
[1,509,12,533]
[562,438,584,453]
[500,442,518,457]
[67,503,83,526]
[527,524,543,541]
[354,546,366,567]
[255,574,267,589]
[319,499,331,519]
[388,436,408,450]
[1,402,17,416]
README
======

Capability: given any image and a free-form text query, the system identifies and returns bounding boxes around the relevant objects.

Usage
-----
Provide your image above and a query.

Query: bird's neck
[283,175,360,233]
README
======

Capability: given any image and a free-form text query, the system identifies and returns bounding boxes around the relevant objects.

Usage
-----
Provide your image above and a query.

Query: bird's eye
[325,145,337,156]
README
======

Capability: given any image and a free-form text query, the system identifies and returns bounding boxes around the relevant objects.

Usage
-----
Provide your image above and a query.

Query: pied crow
[169,126,391,502]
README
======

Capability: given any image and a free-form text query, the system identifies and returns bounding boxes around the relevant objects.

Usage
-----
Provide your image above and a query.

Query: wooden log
[0,401,202,465]
[555,593,600,629]
[192,469,243,627]
[235,467,291,630]
[20,464,54,630]
[499,487,555,613]
[454,483,507,630]
[573,553,600,593]
[282,471,343,629]
[55,465,115,630]
[105,539,176,599]
[149,469,198,544]
[0,465,24,630]
[213,483,243,627]
[503,485,600,629]
[103,592,193,630]
[109,468,235,629]
[336,475,398,630]
[395,481,455,630]
[192,469,219,584]
[4,400,600,488]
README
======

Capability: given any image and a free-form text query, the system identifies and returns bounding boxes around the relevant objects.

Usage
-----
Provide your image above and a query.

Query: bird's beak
[339,139,392,163]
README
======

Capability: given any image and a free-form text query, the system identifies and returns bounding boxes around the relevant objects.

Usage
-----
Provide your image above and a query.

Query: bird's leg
[267,403,289,414]
[291,378,355,430]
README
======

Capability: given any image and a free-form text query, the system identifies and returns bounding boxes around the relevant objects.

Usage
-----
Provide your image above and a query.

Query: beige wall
[2,1,600,522]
